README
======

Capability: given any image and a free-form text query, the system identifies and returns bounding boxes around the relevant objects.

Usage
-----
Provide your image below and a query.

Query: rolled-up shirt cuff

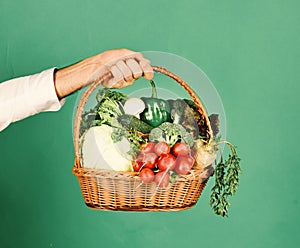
[0,68,65,131]
[27,68,65,113]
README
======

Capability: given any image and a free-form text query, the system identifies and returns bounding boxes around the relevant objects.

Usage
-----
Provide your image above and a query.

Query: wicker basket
[73,66,215,211]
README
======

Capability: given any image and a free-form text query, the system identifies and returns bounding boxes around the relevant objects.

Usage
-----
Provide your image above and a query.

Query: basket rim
[73,162,214,180]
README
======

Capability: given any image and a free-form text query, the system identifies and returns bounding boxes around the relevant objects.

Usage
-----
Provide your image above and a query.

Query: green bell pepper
[140,80,171,127]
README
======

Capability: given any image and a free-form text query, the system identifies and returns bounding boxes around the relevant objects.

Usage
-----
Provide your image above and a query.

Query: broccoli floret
[149,122,194,147]
[149,128,165,143]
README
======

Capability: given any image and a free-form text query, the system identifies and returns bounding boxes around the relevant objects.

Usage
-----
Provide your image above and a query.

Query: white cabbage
[81,125,133,172]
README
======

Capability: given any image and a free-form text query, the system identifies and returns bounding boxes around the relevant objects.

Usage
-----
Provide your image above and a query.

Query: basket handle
[73,66,213,167]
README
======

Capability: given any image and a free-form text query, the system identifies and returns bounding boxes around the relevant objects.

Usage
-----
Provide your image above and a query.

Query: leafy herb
[210,141,241,217]
[126,129,145,156]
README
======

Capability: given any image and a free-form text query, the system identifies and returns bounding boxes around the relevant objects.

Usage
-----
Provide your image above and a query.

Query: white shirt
[0,68,64,131]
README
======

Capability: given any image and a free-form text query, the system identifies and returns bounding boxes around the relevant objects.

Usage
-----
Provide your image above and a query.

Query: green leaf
[210,141,241,217]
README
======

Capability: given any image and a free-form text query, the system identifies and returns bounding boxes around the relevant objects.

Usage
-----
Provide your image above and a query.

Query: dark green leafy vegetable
[80,109,98,136]
[208,114,220,136]
[168,99,199,139]
[210,141,241,217]
[168,99,185,124]
[184,99,210,140]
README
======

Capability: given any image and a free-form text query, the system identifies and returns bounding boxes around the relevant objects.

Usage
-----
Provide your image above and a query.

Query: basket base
[84,202,197,212]
[74,165,213,212]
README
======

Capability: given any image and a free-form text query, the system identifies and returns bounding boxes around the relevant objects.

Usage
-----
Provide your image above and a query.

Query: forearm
[53,49,153,99]
[54,59,97,99]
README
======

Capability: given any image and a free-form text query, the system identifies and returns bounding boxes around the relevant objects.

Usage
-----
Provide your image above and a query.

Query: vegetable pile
[79,79,241,217]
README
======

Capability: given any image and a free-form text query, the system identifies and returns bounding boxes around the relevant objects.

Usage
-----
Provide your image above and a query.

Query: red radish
[181,154,195,165]
[132,161,144,172]
[141,142,156,153]
[172,142,191,157]
[140,168,155,183]
[154,142,170,156]
[157,154,176,171]
[155,171,170,188]
[137,152,158,169]
[175,155,195,175]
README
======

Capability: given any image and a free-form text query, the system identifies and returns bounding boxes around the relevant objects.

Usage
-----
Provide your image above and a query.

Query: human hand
[90,49,154,88]
[54,49,154,99]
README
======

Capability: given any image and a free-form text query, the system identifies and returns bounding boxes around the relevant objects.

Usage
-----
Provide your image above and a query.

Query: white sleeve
[0,68,65,131]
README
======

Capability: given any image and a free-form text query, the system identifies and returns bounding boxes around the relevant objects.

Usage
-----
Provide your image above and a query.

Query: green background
[0,0,299,247]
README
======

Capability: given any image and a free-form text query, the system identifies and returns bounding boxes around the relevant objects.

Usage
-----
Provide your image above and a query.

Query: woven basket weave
[73,66,214,211]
